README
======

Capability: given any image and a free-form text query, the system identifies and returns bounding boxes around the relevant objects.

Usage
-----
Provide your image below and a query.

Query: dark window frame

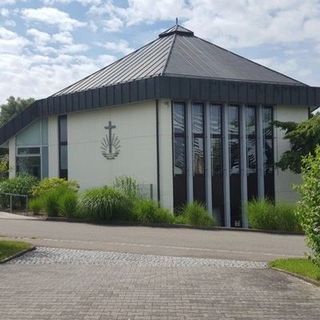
[58,115,68,179]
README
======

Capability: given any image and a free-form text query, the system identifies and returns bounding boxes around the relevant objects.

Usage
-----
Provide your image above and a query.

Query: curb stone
[0,246,36,264]
[44,216,304,236]
[270,266,320,287]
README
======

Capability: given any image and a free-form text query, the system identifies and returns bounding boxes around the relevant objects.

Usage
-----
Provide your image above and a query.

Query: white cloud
[26,28,51,46]
[0,50,115,104]
[43,0,102,5]
[0,0,17,5]
[101,40,133,55]
[0,8,10,17]
[21,7,86,31]
[52,31,73,44]
[0,27,29,54]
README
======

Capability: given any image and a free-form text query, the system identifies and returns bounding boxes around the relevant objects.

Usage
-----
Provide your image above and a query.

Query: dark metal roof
[164,35,304,86]
[54,34,174,96]
[54,24,303,96]
[1,24,319,146]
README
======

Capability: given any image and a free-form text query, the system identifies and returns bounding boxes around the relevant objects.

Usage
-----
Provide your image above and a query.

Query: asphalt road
[0,213,307,261]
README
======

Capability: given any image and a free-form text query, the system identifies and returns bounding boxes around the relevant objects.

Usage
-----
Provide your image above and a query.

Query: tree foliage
[0,96,35,127]
[295,146,320,265]
[274,114,320,174]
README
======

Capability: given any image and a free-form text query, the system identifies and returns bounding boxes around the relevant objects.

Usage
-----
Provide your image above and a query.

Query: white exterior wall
[48,115,59,177]
[8,137,16,178]
[158,100,173,210]
[274,105,309,203]
[67,100,174,210]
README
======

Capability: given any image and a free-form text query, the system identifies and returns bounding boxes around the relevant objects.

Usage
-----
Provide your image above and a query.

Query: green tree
[0,96,35,127]
[274,114,320,174]
[295,146,320,265]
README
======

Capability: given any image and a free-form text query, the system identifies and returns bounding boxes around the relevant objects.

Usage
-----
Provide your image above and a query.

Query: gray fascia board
[0,76,319,146]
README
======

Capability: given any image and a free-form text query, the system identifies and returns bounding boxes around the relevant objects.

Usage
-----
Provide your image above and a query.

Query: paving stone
[8,247,267,269]
[1,247,320,319]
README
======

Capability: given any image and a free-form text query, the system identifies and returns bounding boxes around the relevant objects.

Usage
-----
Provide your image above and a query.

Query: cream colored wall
[8,137,16,178]
[158,100,173,210]
[68,100,159,201]
[274,105,309,203]
[48,115,59,177]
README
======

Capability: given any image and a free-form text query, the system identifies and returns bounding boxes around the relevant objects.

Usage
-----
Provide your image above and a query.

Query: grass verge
[0,240,33,262]
[269,258,320,283]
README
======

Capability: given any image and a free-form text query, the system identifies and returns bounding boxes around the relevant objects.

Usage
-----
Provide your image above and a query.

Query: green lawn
[0,240,32,262]
[269,258,320,282]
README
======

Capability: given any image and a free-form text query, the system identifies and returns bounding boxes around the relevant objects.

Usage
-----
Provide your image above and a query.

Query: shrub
[275,202,301,232]
[113,176,139,199]
[78,186,131,221]
[295,146,320,265]
[0,174,39,210]
[32,177,79,198]
[0,174,38,196]
[132,199,174,224]
[247,199,300,232]
[43,187,67,217]
[29,198,43,215]
[179,202,215,227]
[247,199,277,230]
[59,191,78,218]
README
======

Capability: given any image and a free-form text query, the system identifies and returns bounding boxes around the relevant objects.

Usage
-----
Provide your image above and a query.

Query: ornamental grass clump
[247,199,300,232]
[247,199,276,230]
[295,146,320,265]
[178,202,216,227]
[78,186,132,221]
[132,199,174,224]
[113,176,139,199]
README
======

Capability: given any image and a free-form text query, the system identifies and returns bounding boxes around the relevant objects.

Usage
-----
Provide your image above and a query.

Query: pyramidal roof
[54,24,303,96]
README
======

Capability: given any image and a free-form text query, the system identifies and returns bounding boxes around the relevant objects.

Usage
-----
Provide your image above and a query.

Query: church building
[1,24,319,227]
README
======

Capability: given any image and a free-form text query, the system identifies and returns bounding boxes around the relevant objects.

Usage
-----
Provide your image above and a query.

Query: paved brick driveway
[1,247,320,320]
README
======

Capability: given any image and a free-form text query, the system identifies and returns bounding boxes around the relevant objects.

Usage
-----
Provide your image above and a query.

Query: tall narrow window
[173,102,187,209]
[192,103,205,203]
[263,106,274,200]
[210,104,223,225]
[228,105,241,227]
[58,115,68,179]
[246,106,258,200]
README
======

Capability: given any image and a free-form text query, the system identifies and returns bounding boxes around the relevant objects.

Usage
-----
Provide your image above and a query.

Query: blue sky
[0,0,320,105]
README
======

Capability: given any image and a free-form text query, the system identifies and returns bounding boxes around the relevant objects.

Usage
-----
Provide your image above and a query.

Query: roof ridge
[161,33,177,75]
[193,36,305,86]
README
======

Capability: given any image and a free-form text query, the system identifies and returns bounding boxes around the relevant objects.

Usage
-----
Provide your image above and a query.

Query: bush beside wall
[247,199,300,232]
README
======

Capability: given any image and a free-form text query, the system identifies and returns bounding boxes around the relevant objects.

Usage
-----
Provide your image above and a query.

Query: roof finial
[175,17,179,25]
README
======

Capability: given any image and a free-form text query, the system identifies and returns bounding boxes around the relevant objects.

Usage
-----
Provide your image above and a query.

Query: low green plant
[31,177,79,198]
[113,176,139,199]
[44,187,65,217]
[78,186,131,221]
[275,202,301,232]
[29,198,43,215]
[178,202,215,227]
[0,174,38,196]
[247,199,300,232]
[0,240,32,261]
[247,199,277,230]
[132,199,174,224]
[0,174,39,210]
[59,191,78,218]
[269,258,320,282]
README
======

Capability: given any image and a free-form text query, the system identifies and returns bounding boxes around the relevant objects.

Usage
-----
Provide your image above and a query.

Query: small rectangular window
[17,147,40,155]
